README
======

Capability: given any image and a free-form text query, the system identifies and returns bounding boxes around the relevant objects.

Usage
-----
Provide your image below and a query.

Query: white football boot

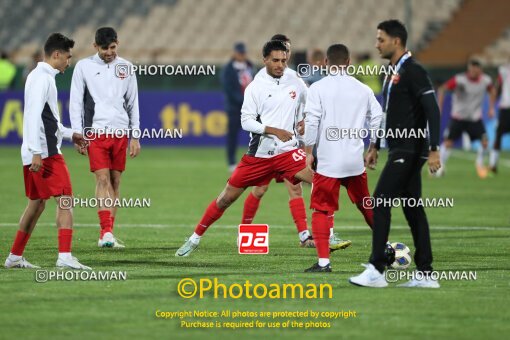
[397,273,440,288]
[98,232,125,248]
[175,238,199,257]
[349,263,388,288]
[56,256,92,270]
[5,256,40,269]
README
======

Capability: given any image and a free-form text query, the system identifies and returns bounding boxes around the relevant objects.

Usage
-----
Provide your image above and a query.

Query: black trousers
[369,150,433,273]
[226,109,242,166]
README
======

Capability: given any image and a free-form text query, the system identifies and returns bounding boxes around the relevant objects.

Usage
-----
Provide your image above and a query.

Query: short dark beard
[266,68,282,79]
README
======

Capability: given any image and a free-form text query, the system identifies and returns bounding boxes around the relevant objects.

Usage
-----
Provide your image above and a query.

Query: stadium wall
[0,92,508,149]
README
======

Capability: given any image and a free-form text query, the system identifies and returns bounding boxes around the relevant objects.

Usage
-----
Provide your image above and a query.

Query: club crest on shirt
[391,74,400,85]
[289,90,296,99]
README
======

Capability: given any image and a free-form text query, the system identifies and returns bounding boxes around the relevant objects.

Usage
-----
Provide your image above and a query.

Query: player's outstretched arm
[129,138,141,158]
[420,93,441,173]
[69,61,85,134]
[24,74,46,172]
[264,126,293,142]
[364,143,378,170]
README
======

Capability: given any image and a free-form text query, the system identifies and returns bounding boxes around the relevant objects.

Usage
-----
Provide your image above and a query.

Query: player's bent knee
[294,168,313,184]
[252,185,268,198]
[287,183,302,198]
[218,185,245,209]
[37,200,46,211]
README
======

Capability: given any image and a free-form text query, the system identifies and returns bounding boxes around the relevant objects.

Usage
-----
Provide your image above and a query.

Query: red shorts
[23,154,73,200]
[311,171,370,212]
[88,135,128,172]
[228,149,307,188]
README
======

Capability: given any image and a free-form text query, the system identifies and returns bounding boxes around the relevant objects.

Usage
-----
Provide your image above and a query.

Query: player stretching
[489,61,510,173]
[4,33,90,269]
[303,44,382,272]
[436,59,495,178]
[70,27,140,248]
[176,40,314,257]
[242,34,351,251]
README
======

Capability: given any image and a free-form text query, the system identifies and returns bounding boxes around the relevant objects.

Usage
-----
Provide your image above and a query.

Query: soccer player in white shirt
[4,33,90,270]
[489,61,510,173]
[303,44,383,272]
[70,27,140,248]
[242,34,350,251]
[176,40,314,257]
[436,59,495,178]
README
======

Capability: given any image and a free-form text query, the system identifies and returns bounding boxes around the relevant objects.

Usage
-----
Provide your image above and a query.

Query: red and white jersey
[304,74,382,178]
[241,67,307,158]
[21,62,73,166]
[445,72,492,121]
[70,53,140,133]
[497,64,510,109]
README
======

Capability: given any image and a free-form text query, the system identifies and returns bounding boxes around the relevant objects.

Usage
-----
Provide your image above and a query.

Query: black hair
[270,34,291,44]
[326,44,350,65]
[377,19,407,47]
[262,40,288,58]
[95,27,118,48]
[43,33,75,56]
[468,59,482,67]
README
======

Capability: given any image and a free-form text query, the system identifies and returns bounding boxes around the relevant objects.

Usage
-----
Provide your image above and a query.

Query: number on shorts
[292,149,306,162]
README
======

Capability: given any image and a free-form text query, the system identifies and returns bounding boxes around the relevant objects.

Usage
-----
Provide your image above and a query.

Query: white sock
[58,252,72,261]
[189,232,201,244]
[476,146,485,167]
[329,227,334,238]
[318,258,330,267]
[8,253,22,261]
[440,144,451,166]
[489,150,499,168]
[299,230,310,242]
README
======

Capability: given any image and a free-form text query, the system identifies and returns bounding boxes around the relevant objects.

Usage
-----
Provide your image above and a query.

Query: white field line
[0,223,505,231]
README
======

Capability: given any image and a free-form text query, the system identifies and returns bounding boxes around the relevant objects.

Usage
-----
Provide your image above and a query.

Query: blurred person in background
[302,48,326,86]
[436,59,495,178]
[221,42,254,172]
[489,60,510,174]
[22,50,43,84]
[356,52,382,94]
[0,51,16,90]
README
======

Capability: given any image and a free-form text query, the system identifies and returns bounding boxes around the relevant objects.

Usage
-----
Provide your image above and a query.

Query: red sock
[289,197,308,233]
[242,193,261,224]
[327,212,334,235]
[194,200,225,236]
[312,210,330,259]
[98,210,112,237]
[10,230,31,256]
[356,203,374,229]
[58,228,73,253]
[111,216,115,232]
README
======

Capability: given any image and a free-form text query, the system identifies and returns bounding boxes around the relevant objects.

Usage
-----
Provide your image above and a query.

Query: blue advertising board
[0,91,508,149]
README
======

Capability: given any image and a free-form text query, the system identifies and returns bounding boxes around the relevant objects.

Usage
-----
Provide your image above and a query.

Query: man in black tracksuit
[221,42,254,172]
[350,20,442,288]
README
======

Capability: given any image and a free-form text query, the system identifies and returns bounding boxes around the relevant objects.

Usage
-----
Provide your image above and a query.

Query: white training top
[69,53,140,133]
[304,73,383,178]
[21,62,73,166]
[241,67,307,158]
[498,64,510,109]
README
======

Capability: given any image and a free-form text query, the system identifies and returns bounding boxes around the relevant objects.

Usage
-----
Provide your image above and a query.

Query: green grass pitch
[0,145,509,339]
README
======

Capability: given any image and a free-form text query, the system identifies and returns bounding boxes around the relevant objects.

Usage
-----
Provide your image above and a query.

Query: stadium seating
[417,0,510,66]
[3,0,463,65]
[481,28,510,66]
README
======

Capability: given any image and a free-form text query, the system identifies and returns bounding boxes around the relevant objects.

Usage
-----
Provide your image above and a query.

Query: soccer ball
[390,242,412,270]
